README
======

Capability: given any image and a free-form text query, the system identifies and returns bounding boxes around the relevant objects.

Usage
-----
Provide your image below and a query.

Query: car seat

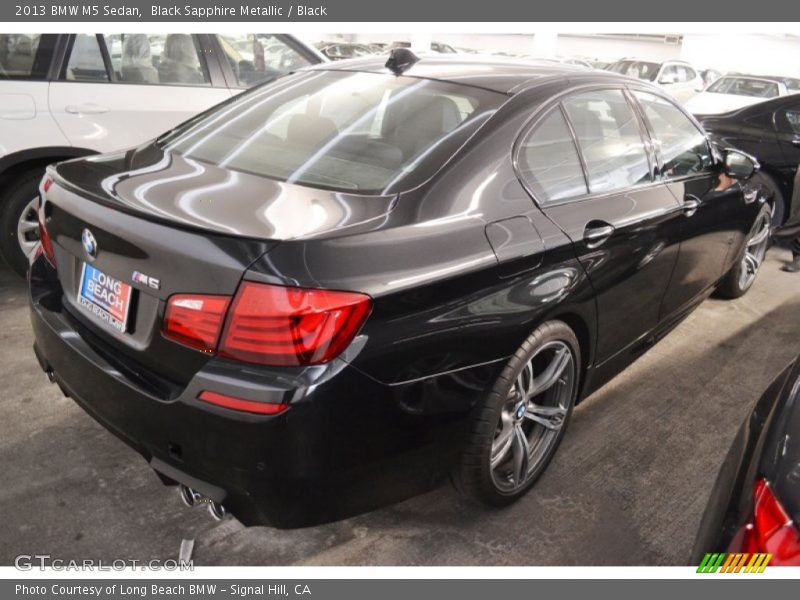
[121,35,158,84]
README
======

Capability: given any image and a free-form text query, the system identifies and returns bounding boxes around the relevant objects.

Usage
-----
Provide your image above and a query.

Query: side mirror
[723,149,759,180]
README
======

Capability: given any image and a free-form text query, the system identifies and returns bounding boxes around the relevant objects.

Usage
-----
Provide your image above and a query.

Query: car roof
[304,54,628,94]
[720,73,786,82]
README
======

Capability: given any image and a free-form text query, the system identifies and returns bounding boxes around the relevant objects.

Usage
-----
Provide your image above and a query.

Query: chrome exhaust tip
[208,500,227,521]
[178,484,203,508]
[45,369,56,384]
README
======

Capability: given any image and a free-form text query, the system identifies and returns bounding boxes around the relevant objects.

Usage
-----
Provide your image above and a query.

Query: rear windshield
[707,77,780,98]
[607,60,660,82]
[0,34,57,80]
[161,70,504,194]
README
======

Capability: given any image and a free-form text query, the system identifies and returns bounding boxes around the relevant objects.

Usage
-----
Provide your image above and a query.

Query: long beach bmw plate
[76,263,133,333]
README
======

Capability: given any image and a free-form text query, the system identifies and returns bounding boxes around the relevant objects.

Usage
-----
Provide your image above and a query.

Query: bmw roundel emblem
[81,228,97,260]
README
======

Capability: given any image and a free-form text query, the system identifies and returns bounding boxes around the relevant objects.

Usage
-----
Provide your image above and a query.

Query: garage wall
[343,32,800,78]
[555,34,681,62]
[349,33,685,62]
[681,34,800,76]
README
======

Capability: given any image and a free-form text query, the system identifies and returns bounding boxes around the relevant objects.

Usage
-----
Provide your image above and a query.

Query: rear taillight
[735,478,800,565]
[163,282,372,366]
[163,295,231,352]
[38,179,55,266]
[219,282,372,367]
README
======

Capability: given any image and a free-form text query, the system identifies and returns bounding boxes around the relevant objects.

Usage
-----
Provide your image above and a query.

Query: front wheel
[454,320,581,506]
[716,203,772,299]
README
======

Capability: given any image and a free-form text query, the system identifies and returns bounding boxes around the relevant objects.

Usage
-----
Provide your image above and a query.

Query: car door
[631,90,742,318]
[48,34,233,153]
[774,100,800,170]
[516,88,683,363]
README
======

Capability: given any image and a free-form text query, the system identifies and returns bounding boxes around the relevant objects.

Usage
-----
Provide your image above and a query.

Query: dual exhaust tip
[178,484,227,521]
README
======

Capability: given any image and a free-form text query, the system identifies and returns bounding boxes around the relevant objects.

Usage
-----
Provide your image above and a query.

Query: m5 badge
[132,271,161,290]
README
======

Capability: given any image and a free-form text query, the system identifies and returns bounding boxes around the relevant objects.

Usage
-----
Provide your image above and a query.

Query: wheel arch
[0,147,97,195]
[753,165,791,225]
[547,310,595,400]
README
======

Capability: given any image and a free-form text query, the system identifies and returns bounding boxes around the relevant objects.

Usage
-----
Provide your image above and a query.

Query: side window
[682,66,697,82]
[64,34,109,82]
[562,89,651,193]
[779,107,800,135]
[102,34,210,86]
[659,65,679,83]
[517,107,588,203]
[216,34,313,88]
[0,34,56,80]
[634,91,713,179]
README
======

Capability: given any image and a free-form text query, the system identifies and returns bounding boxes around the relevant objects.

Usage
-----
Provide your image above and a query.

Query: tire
[716,203,773,300]
[750,171,785,228]
[0,170,44,278]
[453,320,581,506]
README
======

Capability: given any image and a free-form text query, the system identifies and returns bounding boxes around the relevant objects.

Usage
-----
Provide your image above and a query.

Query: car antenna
[385,48,419,76]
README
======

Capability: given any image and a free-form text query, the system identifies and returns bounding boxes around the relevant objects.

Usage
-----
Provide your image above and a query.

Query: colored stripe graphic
[697,553,772,573]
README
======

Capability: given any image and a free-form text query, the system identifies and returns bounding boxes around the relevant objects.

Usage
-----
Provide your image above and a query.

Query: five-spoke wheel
[717,203,773,299]
[455,320,581,505]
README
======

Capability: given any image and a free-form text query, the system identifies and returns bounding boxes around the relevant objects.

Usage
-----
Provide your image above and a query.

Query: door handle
[791,137,800,147]
[65,103,109,115]
[683,196,701,217]
[583,222,615,248]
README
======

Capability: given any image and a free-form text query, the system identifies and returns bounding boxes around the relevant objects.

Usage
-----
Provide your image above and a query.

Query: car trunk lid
[42,146,396,388]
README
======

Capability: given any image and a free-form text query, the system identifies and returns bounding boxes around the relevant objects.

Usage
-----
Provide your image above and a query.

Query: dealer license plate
[77,263,133,333]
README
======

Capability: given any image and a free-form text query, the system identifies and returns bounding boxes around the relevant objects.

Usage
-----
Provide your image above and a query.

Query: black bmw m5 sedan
[29,54,771,528]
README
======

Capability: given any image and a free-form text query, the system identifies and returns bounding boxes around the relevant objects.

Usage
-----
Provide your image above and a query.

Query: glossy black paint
[691,357,800,562]
[30,58,764,527]
[700,95,800,225]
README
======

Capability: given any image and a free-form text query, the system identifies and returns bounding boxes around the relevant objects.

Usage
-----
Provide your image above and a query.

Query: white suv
[0,33,325,276]
[606,58,705,104]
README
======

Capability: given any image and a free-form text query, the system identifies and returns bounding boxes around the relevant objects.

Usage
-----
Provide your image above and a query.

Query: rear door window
[0,34,56,80]
[216,34,314,88]
[562,89,651,193]
[64,34,109,82]
[517,107,588,203]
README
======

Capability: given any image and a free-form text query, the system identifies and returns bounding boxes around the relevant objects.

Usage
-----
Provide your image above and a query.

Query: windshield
[784,78,800,93]
[161,70,502,194]
[707,77,780,98]
[607,60,660,82]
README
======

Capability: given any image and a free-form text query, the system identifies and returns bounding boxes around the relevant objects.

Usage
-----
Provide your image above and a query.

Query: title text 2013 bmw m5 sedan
[29,54,772,528]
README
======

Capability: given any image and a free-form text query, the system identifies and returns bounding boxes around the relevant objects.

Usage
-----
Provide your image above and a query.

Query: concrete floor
[1,248,799,566]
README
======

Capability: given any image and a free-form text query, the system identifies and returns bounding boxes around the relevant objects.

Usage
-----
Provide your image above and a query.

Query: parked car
[686,75,800,116]
[315,42,375,61]
[606,58,704,103]
[555,57,593,69]
[699,68,722,86]
[390,41,458,54]
[30,56,770,528]
[700,95,800,227]
[692,356,800,566]
[0,33,325,277]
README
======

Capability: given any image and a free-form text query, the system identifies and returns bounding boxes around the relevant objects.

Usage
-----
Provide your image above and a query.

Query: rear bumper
[29,258,473,528]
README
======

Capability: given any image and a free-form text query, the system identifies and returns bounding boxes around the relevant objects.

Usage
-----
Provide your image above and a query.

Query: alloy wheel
[738,209,771,292]
[489,340,577,493]
[16,196,40,262]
